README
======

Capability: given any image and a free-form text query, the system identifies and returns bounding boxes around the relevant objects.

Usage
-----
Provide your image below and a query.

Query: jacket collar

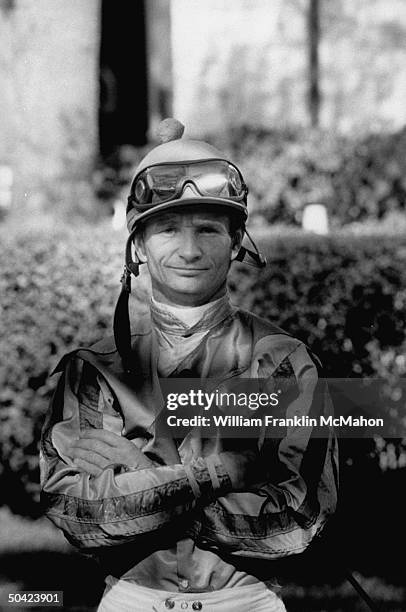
[150,294,234,336]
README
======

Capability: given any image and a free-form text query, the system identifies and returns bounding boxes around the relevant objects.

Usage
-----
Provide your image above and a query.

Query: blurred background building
[171,0,406,135]
[1,0,406,218]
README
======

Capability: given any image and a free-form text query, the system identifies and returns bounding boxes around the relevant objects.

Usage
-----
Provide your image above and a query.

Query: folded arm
[40,357,256,549]
[194,343,339,559]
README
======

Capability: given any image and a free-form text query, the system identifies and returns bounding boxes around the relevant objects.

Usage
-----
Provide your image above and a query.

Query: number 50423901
[6,592,63,606]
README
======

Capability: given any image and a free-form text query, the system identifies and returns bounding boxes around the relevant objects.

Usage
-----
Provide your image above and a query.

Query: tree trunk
[6,0,101,221]
[145,0,173,137]
[308,0,320,127]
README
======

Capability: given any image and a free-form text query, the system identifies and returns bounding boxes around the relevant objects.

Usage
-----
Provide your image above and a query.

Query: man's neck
[150,285,227,308]
[151,295,228,328]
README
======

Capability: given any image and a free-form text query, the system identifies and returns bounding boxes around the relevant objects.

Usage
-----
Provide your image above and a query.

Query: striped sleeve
[195,342,339,559]
[40,357,233,549]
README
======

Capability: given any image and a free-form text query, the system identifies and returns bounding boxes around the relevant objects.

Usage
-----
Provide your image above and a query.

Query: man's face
[134,208,242,307]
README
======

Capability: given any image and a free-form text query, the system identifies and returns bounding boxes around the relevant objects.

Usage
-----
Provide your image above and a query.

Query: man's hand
[220,449,268,491]
[71,429,154,476]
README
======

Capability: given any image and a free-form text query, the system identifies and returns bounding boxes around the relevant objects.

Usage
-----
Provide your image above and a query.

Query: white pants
[97,576,287,612]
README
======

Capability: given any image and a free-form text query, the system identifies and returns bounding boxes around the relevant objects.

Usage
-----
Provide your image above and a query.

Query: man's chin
[153,274,226,306]
[171,283,207,299]
[163,283,217,306]
[165,274,206,290]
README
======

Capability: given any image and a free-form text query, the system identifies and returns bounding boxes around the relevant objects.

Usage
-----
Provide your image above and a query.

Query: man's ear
[230,228,244,261]
[133,232,148,264]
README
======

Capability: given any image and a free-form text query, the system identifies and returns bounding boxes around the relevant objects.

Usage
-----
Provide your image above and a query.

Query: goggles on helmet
[129,159,248,210]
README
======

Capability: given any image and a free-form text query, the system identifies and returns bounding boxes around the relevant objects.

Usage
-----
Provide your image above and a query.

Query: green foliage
[229,232,406,378]
[213,126,406,226]
[0,223,124,513]
[95,127,406,227]
[0,224,405,515]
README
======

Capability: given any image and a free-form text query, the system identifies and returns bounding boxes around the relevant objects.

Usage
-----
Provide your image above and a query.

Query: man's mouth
[167,267,208,275]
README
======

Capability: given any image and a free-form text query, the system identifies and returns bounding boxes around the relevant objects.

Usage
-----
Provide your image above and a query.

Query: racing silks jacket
[40,306,338,565]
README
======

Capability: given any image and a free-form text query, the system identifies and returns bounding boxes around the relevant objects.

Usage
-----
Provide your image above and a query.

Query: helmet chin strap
[234,228,267,268]
[113,226,266,372]
[113,230,140,373]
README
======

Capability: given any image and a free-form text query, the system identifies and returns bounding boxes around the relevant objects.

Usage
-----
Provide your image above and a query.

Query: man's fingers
[74,430,154,470]
[79,430,147,460]
[71,447,111,469]
[79,429,122,446]
[73,457,103,477]
[73,438,113,459]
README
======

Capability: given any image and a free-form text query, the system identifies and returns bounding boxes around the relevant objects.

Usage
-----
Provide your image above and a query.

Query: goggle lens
[131,161,246,208]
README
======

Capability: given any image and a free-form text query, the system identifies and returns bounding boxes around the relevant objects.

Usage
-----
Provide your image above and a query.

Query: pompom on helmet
[114,118,266,371]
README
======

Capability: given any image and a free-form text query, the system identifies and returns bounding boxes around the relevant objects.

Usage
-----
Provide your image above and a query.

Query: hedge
[1,222,405,515]
[230,231,406,378]
[215,127,406,226]
[96,127,406,227]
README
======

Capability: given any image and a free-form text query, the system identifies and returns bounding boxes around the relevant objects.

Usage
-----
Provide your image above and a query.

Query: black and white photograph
[0,1,405,611]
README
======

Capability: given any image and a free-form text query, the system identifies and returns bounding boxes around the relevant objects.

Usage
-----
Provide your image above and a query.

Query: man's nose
[177,228,202,261]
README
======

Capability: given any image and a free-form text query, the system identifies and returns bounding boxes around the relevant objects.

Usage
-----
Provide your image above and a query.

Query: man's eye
[199,226,218,234]
[160,226,176,233]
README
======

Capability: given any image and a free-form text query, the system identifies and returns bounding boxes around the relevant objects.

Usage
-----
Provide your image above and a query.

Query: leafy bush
[230,231,406,378]
[215,126,406,227]
[0,223,124,514]
[96,127,406,227]
[1,223,405,517]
